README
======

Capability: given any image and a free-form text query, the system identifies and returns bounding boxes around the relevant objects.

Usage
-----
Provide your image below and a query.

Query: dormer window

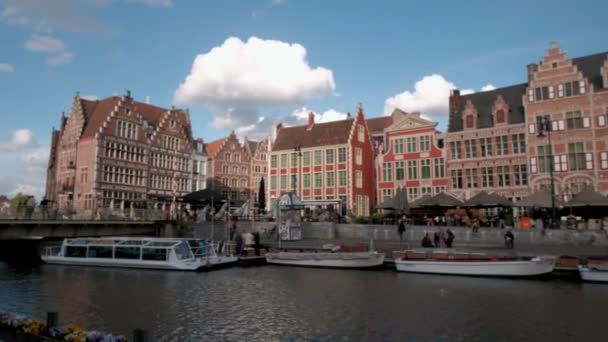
[552,62,557,69]
[465,115,474,128]
[496,110,505,124]
[171,120,176,128]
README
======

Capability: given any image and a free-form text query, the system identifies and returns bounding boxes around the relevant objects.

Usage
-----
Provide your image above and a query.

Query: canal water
[1,261,607,341]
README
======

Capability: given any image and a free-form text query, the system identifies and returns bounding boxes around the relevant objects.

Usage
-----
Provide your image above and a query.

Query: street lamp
[537,117,558,229]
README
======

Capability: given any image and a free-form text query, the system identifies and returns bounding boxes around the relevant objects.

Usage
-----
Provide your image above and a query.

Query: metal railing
[0,206,168,222]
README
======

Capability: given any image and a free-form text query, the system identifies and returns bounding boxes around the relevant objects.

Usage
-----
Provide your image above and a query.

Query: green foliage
[370,213,384,224]
[10,193,30,208]
[353,216,370,224]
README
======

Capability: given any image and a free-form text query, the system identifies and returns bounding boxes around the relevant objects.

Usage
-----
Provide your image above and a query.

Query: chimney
[307,112,315,129]
[527,63,538,83]
[449,89,460,115]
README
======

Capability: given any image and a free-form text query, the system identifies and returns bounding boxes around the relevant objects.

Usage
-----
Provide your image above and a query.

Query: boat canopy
[65,238,186,248]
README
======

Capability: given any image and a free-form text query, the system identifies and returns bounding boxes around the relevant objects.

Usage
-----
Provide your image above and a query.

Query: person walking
[40,197,49,220]
[445,229,455,248]
[421,233,433,248]
[397,219,406,242]
[433,231,441,248]
[504,229,515,249]
[498,208,506,229]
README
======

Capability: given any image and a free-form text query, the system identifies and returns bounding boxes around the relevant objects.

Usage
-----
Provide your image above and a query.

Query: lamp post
[537,117,558,229]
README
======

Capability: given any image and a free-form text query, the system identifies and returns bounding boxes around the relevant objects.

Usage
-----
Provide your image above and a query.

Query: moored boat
[42,237,238,271]
[393,250,556,277]
[578,264,608,283]
[265,244,385,268]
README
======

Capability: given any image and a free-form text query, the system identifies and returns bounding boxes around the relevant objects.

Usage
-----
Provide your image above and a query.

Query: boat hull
[395,257,555,277]
[265,251,385,268]
[41,255,238,272]
[578,265,608,282]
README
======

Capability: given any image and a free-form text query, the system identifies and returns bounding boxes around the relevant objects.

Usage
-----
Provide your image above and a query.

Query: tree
[10,193,30,208]
[258,177,266,214]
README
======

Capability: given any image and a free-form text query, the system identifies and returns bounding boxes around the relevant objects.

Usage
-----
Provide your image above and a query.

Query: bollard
[133,328,148,342]
[46,312,59,331]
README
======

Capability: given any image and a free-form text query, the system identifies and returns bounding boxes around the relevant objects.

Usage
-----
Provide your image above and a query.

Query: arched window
[496,110,505,124]
[466,115,474,128]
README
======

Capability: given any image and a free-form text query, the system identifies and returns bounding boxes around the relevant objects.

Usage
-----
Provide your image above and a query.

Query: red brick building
[525,43,608,198]
[245,137,270,202]
[269,105,375,216]
[376,109,448,203]
[205,132,252,201]
[46,90,194,212]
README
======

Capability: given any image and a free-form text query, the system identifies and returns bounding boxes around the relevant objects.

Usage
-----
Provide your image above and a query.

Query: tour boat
[265,244,385,268]
[578,264,608,283]
[393,250,556,277]
[41,237,238,271]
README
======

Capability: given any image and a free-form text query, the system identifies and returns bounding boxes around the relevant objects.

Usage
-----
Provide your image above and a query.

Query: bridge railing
[0,206,168,222]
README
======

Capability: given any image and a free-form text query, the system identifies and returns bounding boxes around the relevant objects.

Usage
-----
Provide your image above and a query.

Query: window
[421,187,432,196]
[382,162,392,182]
[280,175,287,189]
[408,188,418,201]
[496,136,508,155]
[355,171,362,188]
[395,161,405,180]
[600,152,608,169]
[514,165,528,186]
[142,248,167,261]
[568,142,585,171]
[65,246,87,258]
[451,169,463,189]
[355,148,362,165]
[87,246,113,258]
[434,158,445,178]
[326,149,334,164]
[303,174,311,188]
[338,148,347,163]
[314,150,322,165]
[394,138,404,154]
[534,86,550,101]
[512,133,526,154]
[450,141,461,159]
[421,159,431,179]
[465,139,476,159]
[537,145,552,173]
[338,171,347,186]
[270,155,277,168]
[314,173,322,188]
[117,121,136,139]
[326,172,334,187]
[406,137,417,152]
[291,153,297,167]
[465,168,477,188]
[435,186,446,194]
[566,111,583,129]
[420,136,430,151]
[465,115,474,128]
[564,81,583,97]
[481,167,494,187]
[496,110,505,123]
[407,160,418,180]
[497,166,510,187]
[479,137,492,157]
[357,124,365,142]
[382,189,392,202]
[303,152,310,166]
[115,247,140,259]
[280,154,287,168]
[270,176,277,190]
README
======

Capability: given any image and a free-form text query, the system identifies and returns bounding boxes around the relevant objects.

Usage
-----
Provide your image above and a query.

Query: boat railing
[190,241,237,259]
[42,245,62,257]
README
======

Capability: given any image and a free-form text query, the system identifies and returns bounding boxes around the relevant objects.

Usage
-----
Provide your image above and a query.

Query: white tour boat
[265,244,385,268]
[578,264,608,283]
[42,237,238,271]
[393,250,556,277]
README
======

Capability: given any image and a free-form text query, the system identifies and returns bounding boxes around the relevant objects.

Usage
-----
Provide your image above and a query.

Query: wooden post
[133,328,147,342]
[46,311,59,329]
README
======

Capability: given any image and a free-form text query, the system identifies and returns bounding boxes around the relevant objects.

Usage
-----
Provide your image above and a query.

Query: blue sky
[0,0,607,198]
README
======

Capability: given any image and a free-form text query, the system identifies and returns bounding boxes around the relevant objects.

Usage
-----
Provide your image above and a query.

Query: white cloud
[81,94,99,101]
[174,36,336,129]
[21,148,49,175]
[481,84,496,91]
[0,129,37,151]
[8,183,44,198]
[384,74,493,123]
[24,34,65,52]
[291,107,348,124]
[0,63,14,73]
[24,34,73,66]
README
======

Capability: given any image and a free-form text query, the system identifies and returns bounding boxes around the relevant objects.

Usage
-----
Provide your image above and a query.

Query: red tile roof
[272,119,355,151]
[366,115,393,133]
[205,137,228,158]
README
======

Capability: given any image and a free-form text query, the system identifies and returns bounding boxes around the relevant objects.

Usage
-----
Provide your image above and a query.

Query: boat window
[118,240,145,246]
[142,248,167,261]
[174,241,193,260]
[147,241,177,247]
[115,247,141,259]
[67,239,89,246]
[87,246,113,258]
[65,246,87,258]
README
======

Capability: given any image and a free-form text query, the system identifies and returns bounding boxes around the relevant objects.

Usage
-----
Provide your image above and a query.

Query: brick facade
[205,132,251,202]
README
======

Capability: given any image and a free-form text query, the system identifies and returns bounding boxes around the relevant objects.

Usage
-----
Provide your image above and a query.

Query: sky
[0,0,607,199]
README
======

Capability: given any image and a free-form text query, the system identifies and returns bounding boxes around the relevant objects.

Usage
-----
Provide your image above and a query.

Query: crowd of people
[230,224,263,257]
[420,229,455,248]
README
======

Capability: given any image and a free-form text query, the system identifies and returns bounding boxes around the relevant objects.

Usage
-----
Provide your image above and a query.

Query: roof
[448,51,608,133]
[247,140,259,156]
[272,118,355,151]
[80,96,185,138]
[366,116,393,133]
[448,83,528,132]
[205,137,228,158]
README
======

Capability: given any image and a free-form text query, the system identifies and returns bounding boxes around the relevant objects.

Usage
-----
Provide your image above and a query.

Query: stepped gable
[272,118,355,151]
[571,51,608,90]
[205,137,228,158]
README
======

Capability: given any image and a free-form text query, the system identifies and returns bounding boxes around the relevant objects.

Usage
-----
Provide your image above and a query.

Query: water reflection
[1,262,607,341]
